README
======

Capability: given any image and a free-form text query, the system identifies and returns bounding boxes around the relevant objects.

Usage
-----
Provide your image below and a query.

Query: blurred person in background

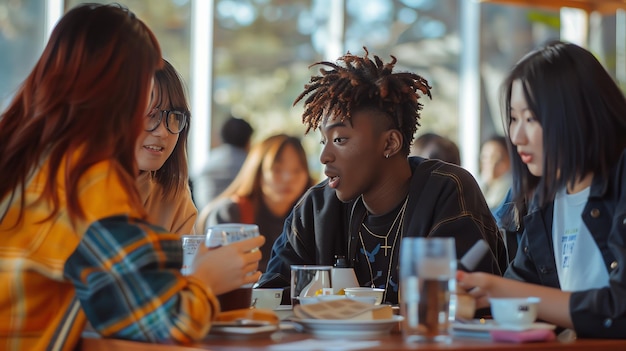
[198,116,254,208]
[0,4,263,349]
[410,132,461,166]
[136,59,197,234]
[458,41,626,338]
[197,134,314,272]
[479,135,512,210]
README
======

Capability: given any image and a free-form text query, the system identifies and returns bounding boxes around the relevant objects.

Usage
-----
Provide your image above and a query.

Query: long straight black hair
[501,40,626,219]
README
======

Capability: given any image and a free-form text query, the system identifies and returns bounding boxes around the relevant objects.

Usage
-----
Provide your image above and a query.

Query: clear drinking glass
[205,223,260,311]
[399,237,457,343]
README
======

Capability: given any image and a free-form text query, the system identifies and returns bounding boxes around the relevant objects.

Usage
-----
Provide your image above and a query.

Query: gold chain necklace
[358,196,408,302]
[361,196,409,256]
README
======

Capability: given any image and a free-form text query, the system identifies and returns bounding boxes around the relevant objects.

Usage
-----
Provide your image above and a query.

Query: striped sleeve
[63,215,218,344]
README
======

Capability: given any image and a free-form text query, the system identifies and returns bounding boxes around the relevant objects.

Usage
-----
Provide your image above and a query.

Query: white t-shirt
[552,187,609,291]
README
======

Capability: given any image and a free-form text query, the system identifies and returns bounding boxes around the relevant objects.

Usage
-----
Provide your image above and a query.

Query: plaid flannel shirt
[0,157,218,350]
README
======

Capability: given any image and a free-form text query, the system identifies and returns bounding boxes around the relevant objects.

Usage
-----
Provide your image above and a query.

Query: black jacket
[505,150,626,339]
[262,157,508,299]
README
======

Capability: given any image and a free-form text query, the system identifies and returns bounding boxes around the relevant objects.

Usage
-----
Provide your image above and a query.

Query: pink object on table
[490,329,556,343]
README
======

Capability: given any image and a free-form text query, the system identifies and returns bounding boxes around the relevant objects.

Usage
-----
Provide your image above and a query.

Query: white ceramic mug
[489,297,540,327]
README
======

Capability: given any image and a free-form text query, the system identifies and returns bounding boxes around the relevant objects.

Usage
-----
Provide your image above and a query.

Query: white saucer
[291,315,403,339]
[207,322,279,340]
[452,319,555,338]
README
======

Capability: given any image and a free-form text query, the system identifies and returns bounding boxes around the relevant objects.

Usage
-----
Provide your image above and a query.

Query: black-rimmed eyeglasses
[145,108,188,134]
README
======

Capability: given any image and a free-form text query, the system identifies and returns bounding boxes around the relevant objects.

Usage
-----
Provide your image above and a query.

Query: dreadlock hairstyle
[293,47,432,155]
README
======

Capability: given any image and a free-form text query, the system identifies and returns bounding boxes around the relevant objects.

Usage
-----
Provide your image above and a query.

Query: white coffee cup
[489,297,540,327]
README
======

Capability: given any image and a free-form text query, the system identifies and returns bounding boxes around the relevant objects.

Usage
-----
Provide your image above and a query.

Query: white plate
[207,322,279,340]
[291,315,403,339]
[452,320,556,338]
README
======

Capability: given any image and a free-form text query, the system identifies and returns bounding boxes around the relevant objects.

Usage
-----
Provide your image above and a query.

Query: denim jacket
[505,150,626,338]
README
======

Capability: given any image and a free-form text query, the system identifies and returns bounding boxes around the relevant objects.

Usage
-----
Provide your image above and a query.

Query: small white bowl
[343,287,385,305]
[489,297,540,327]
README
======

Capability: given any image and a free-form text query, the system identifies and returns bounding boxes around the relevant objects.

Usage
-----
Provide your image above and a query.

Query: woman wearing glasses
[136,59,197,234]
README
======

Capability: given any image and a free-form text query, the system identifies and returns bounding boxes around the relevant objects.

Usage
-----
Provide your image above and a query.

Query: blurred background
[1,0,624,208]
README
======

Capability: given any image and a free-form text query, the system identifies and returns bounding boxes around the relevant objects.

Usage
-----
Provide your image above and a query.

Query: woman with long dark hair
[459,41,626,338]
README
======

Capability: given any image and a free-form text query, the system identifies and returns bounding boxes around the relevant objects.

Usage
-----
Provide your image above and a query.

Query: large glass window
[0,0,45,109]
[344,0,462,143]
[212,0,325,161]
[65,0,192,82]
[2,0,624,199]
[479,4,560,138]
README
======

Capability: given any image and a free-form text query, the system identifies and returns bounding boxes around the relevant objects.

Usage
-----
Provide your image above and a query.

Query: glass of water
[399,237,457,343]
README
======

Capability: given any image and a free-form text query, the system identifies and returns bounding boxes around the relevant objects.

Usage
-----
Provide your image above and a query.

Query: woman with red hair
[0,4,263,350]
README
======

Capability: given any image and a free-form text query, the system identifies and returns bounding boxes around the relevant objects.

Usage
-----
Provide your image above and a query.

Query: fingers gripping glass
[145,108,188,134]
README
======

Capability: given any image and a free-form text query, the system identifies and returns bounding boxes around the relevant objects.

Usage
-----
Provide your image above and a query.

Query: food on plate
[294,298,393,321]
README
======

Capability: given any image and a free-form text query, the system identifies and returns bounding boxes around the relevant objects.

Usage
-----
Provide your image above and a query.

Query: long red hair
[0,3,162,223]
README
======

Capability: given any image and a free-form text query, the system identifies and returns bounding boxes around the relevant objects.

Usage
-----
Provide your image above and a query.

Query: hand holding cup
[190,235,264,296]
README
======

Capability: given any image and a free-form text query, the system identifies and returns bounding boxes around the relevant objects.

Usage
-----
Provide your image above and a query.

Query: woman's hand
[456,270,497,309]
[190,235,265,295]
[456,270,574,328]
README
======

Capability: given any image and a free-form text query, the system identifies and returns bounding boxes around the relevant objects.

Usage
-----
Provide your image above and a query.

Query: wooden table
[80,329,626,351]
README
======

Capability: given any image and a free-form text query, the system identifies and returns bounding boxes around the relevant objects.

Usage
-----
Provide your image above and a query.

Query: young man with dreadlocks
[261,49,507,305]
